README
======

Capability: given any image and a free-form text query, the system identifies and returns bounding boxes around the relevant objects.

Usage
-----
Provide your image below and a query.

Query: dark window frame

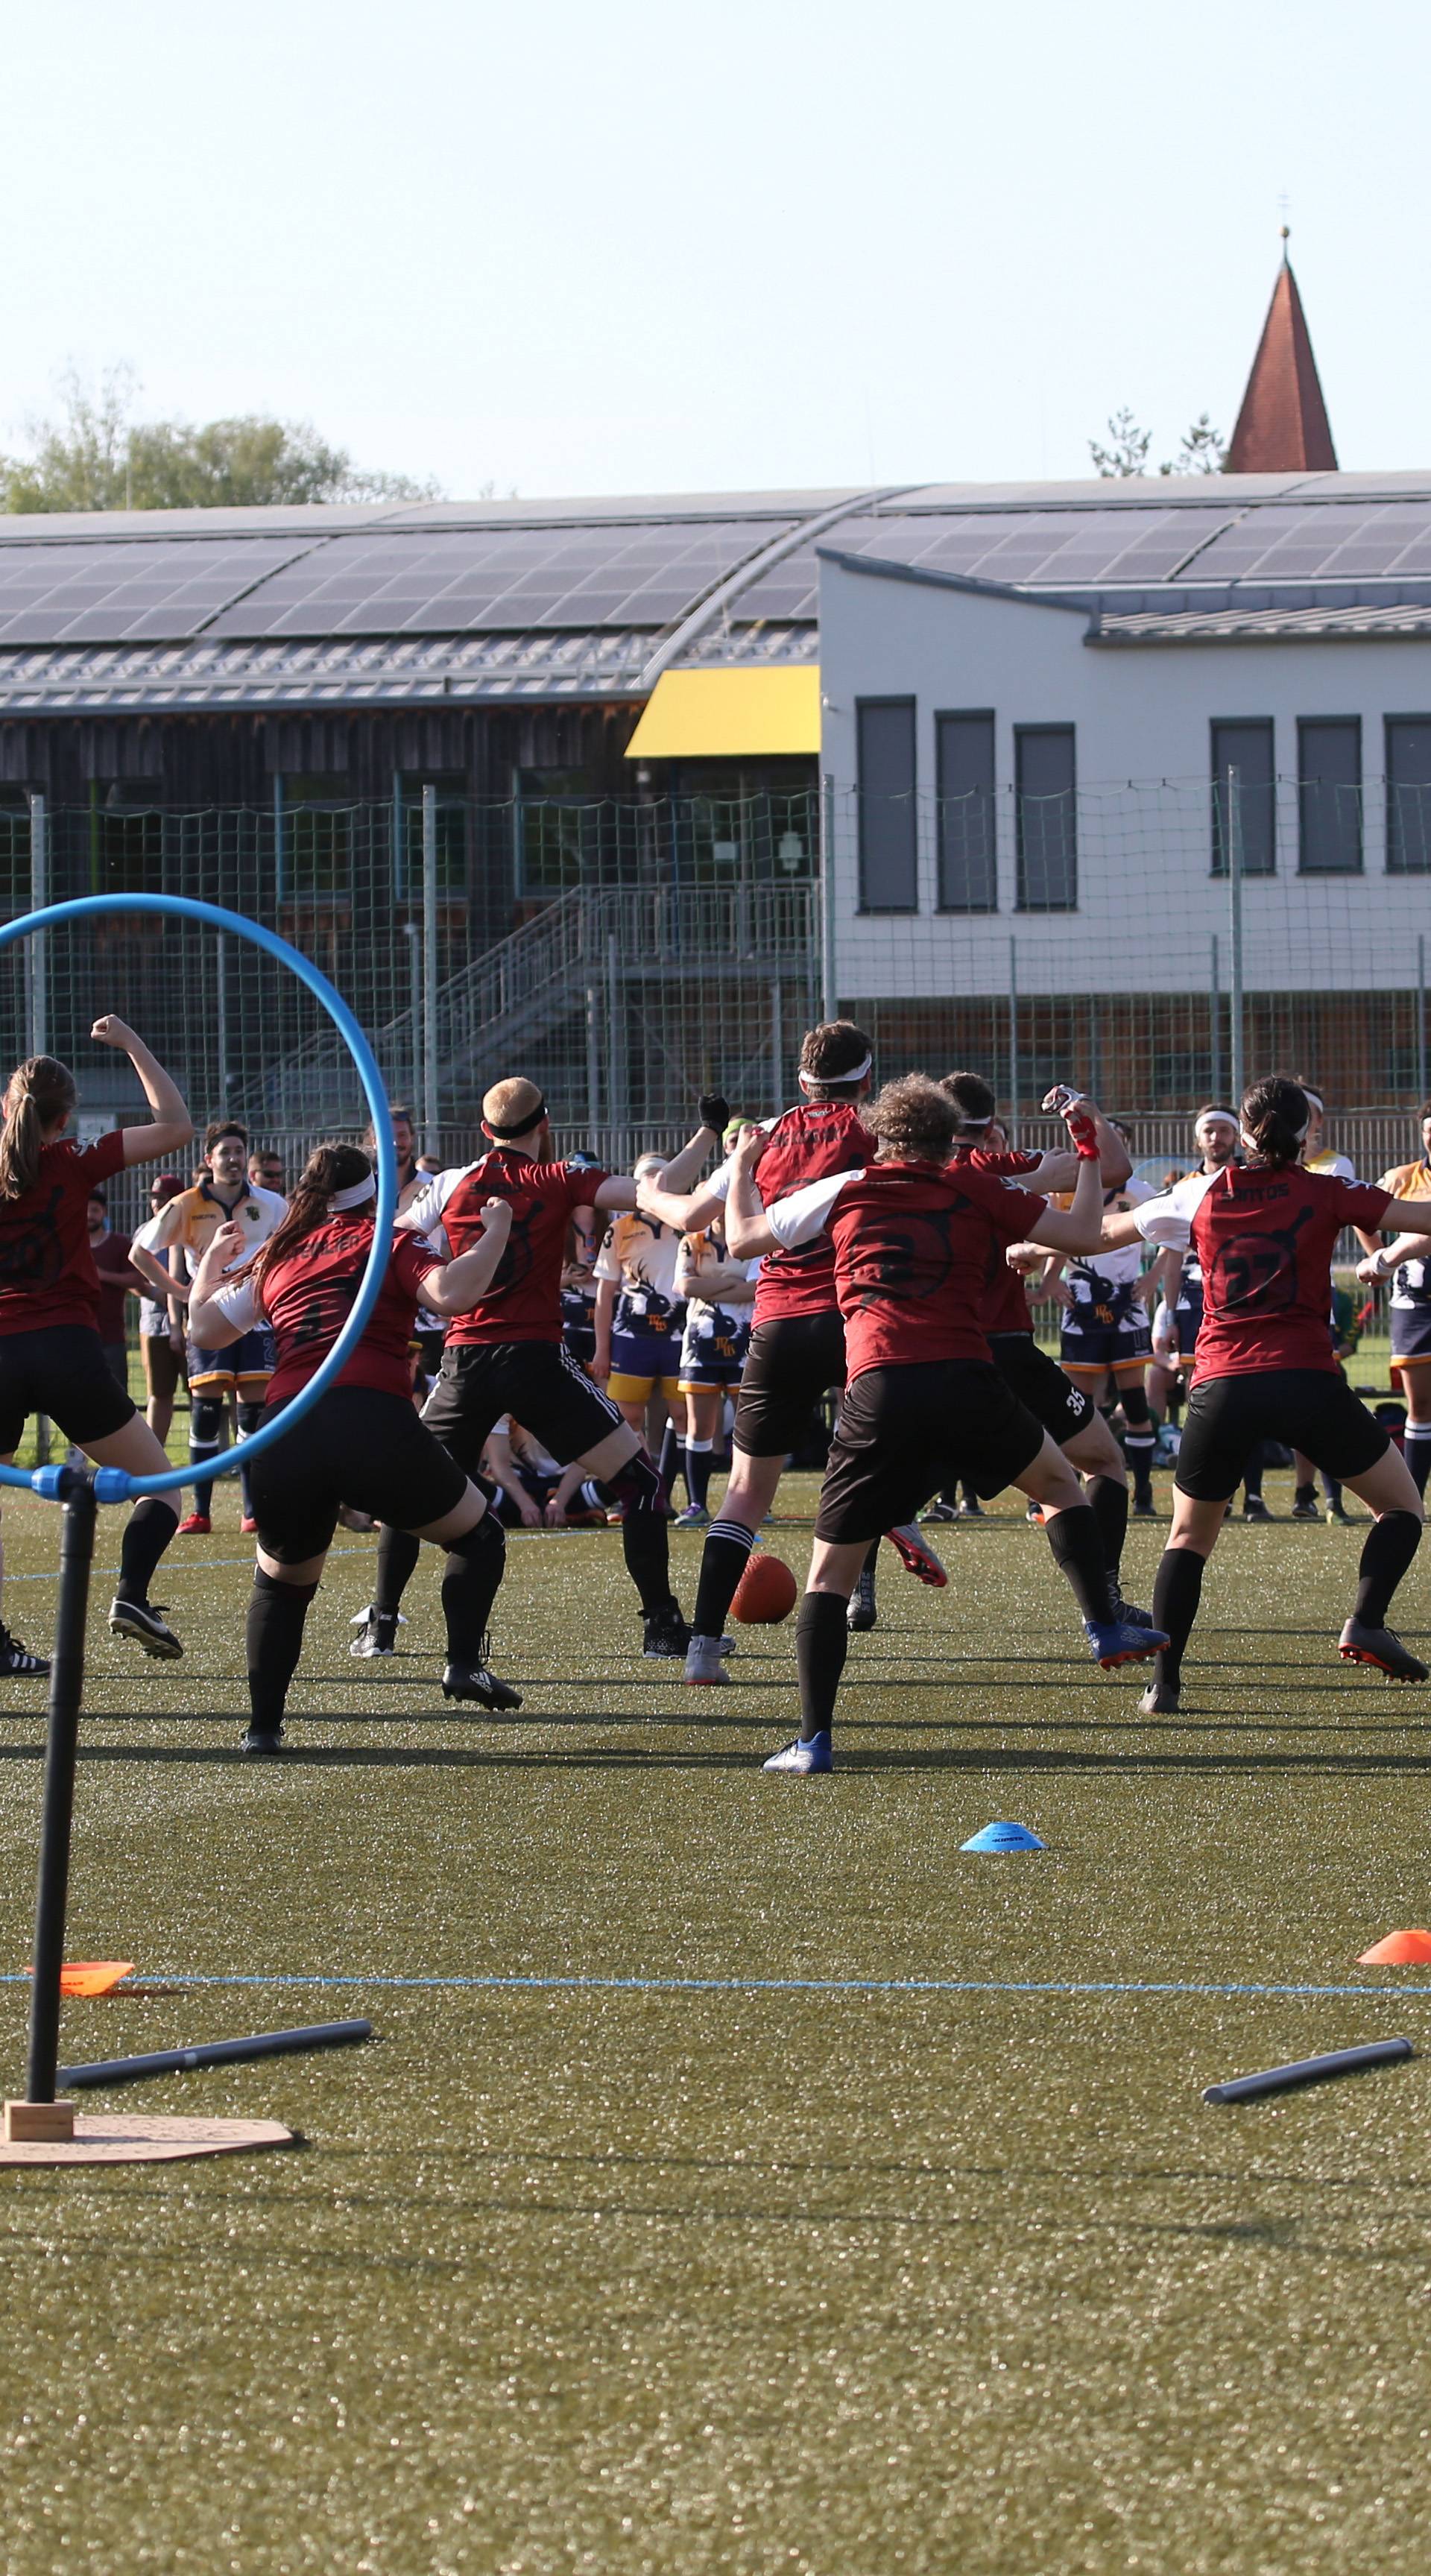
[1210,716,1276,877]
[1386,714,1431,876]
[1297,716,1363,877]
[856,695,919,915]
[934,707,998,914]
[1014,722,1077,914]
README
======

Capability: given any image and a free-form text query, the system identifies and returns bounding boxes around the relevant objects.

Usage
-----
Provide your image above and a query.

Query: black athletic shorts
[733,1310,847,1460]
[1176,1368,1389,1503]
[988,1331,1096,1447]
[0,1323,136,1456]
[420,1339,623,1478]
[247,1385,468,1564]
[815,1359,1046,1544]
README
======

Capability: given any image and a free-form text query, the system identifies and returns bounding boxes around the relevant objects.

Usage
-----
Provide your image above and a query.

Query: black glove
[698,1093,730,1134]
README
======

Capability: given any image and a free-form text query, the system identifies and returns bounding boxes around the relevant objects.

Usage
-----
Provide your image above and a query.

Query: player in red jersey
[723,1076,1168,1772]
[353,1075,726,1661]
[941,1072,1153,1621]
[636,1020,947,1688]
[189,1142,519,1754]
[1101,1076,1431,1714]
[0,1026,195,1667]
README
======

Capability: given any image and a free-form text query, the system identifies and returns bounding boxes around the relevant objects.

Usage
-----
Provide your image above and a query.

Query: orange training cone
[1357,1930,1431,1966]
[25,1961,136,1997]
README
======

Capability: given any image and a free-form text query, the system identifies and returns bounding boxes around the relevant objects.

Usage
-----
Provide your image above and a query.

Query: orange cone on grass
[1357,1931,1431,1966]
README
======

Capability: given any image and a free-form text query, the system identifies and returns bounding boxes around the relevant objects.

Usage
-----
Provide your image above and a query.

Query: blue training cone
[960,1820,1045,1853]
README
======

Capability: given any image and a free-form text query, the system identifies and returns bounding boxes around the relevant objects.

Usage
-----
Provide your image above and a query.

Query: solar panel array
[3,490,1431,653]
[205,522,795,641]
[0,538,310,647]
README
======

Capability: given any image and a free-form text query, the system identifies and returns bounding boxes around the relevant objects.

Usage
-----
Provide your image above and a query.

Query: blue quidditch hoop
[0,893,398,1500]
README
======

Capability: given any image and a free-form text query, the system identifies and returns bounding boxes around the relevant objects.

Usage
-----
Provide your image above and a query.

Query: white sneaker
[762,1731,833,1775]
[684,1635,731,1686]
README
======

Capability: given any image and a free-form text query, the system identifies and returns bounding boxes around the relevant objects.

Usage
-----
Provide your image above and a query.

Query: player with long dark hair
[189,1141,519,1755]
[724,1077,1167,1773]
[0,1023,194,1665]
[1101,1076,1431,1714]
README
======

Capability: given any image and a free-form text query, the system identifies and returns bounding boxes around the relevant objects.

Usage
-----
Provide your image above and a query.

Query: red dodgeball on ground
[731,1553,799,1625]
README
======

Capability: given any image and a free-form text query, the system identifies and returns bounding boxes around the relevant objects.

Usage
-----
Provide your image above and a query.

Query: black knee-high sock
[796,1590,849,1738]
[692,1516,755,1639]
[598,1453,674,1614]
[1086,1473,1128,1593]
[1120,1386,1156,1503]
[236,1400,264,1518]
[1403,1429,1431,1499]
[1044,1503,1114,1624]
[1151,1546,1205,1690]
[1353,1512,1422,1627]
[440,1514,507,1663]
[245,1569,318,1734]
[375,1524,421,1617]
[657,1420,684,1504]
[1242,1440,1265,1502]
[684,1438,713,1511]
[117,1497,177,1606]
[189,1394,224,1518]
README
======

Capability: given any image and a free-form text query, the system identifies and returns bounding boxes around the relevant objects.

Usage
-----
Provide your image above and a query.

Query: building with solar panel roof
[0,255,1428,1139]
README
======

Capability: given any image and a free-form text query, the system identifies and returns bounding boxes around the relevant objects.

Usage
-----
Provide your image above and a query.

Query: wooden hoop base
[0,2110,295,2167]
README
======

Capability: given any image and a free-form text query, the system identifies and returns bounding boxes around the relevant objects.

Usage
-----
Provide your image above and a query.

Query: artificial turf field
[4,1469,1431,2575]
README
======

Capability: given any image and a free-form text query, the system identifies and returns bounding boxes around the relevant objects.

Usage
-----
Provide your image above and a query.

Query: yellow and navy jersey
[135,1179,287,1283]
[595,1210,683,1319]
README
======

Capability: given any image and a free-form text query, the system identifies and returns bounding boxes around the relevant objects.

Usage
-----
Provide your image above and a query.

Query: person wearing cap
[356,1074,726,1662]
[137,1169,187,1445]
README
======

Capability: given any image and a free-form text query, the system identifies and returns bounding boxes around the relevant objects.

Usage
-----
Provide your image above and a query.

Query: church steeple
[1227,232,1337,473]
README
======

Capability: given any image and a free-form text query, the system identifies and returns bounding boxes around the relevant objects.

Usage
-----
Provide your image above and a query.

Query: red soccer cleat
[885,1522,948,1588]
[177,1512,212,1536]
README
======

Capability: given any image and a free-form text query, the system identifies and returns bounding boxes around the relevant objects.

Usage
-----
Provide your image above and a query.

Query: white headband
[799,1052,871,1090]
[1301,1087,1324,1116]
[331,1174,377,1211]
[1196,1109,1238,1131]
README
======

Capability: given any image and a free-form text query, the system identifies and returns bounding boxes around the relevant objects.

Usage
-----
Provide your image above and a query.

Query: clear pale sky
[5,0,1425,502]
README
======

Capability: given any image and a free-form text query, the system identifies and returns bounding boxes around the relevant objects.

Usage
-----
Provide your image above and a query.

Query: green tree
[0,367,444,511]
[1160,413,1228,476]
[1088,408,1153,477]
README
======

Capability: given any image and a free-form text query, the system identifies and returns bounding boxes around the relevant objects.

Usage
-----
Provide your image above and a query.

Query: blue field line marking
[2,1973,1426,1999]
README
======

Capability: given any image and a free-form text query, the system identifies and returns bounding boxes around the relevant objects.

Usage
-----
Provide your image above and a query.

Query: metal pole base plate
[0,2112,295,2167]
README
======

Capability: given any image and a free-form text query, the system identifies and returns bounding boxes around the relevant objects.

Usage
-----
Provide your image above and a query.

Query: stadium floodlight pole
[1007,936,1018,1147]
[1419,935,1427,1108]
[819,774,837,1023]
[0,892,397,2135]
[26,792,47,1058]
[1210,932,1222,1104]
[422,783,440,1156]
[1228,765,1245,1111]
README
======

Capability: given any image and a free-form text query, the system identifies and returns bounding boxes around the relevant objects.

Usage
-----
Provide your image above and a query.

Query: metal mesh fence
[3,774,1431,1237]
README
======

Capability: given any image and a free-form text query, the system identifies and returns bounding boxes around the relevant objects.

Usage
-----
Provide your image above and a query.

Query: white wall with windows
[818,552,1431,1001]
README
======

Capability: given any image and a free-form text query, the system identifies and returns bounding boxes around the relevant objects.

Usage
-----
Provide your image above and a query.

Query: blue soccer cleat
[1084,1616,1168,1670]
[762,1731,833,1775]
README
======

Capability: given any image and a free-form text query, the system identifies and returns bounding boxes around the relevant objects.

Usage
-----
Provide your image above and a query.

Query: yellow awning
[625,666,821,762]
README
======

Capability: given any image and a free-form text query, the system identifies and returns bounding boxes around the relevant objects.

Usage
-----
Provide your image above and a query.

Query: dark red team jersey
[414,1149,611,1345]
[1185,1164,1391,1381]
[255,1217,441,1406]
[824,1159,1048,1380]
[955,1143,1046,1336]
[0,1128,127,1337]
[750,1102,876,1324]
